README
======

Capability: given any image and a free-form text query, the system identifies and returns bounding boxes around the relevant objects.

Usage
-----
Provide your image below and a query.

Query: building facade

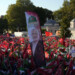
[41,19,60,35]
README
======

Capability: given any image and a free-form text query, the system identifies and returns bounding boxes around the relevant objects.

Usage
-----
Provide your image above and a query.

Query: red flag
[45,31,53,36]
[45,51,49,59]
[19,37,25,44]
[59,38,65,46]
[49,32,53,36]
[45,31,50,36]
[7,33,10,37]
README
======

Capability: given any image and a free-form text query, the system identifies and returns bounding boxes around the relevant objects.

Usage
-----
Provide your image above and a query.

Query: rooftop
[44,19,59,26]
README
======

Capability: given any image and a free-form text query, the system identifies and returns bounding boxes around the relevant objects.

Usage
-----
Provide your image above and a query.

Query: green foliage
[33,7,53,26]
[6,0,53,32]
[16,0,33,7]
[6,4,27,31]
[70,0,75,18]
[54,0,75,38]
[41,29,46,33]
[0,17,8,34]
[6,0,35,32]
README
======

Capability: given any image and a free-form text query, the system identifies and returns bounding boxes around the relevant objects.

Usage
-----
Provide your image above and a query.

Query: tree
[6,0,35,32]
[70,0,75,18]
[6,0,53,32]
[6,4,26,31]
[33,7,53,26]
[0,18,8,34]
[54,0,72,38]
[16,0,33,6]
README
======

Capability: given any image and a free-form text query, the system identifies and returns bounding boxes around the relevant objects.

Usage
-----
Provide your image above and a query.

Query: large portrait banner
[25,12,46,68]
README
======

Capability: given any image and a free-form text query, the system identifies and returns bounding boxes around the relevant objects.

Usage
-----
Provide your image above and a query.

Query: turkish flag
[45,31,53,36]
[49,32,53,36]
[45,31,49,36]
[7,33,10,37]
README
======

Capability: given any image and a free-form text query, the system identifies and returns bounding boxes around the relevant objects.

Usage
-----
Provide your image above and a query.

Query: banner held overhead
[25,12,46,68]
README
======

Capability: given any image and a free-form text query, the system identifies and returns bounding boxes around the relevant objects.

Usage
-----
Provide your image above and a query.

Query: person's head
[31,28,40,42]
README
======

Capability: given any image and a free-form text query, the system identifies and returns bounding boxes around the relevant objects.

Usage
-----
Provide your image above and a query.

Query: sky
[0,0,64,16]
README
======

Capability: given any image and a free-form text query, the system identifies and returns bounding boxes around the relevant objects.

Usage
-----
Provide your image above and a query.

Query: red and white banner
[25,11,46,68]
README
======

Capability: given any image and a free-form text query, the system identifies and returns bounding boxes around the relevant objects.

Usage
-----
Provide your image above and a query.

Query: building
[41,19,60,35]
[69,19,75,39]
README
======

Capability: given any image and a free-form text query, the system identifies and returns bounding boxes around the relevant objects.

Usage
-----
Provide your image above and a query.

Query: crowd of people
[0,34,75,75]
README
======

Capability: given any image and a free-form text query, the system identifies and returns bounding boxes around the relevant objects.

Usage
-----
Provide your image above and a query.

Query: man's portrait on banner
[25,12,46,68]
[30,27,41,55]
[30,27,46,67]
